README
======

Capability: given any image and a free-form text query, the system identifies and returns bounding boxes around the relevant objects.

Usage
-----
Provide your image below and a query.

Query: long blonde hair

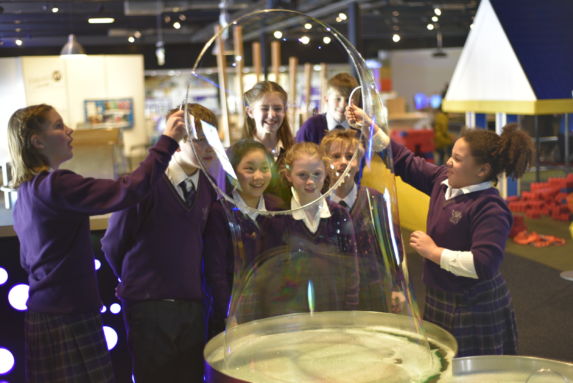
[242,81,294,150]
[7,104,53,187]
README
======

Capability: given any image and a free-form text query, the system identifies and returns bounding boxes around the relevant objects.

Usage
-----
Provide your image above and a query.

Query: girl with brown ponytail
[395,123,534,357]
[346,103,535,357]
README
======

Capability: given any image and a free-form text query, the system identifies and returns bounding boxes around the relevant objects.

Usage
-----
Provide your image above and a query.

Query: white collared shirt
[166,161,200,200]
[441,179,493,201]
[438,179,493,279]
[232,189,267,222]
[290,187,331,234]
[326,112,350,131]
[330,183,358,209]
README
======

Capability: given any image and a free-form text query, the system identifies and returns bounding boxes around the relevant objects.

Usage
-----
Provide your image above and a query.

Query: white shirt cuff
[371,128,390,151]
[440,249,478,279]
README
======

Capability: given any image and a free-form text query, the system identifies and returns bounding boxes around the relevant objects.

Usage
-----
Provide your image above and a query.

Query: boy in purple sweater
[7,104,184,382]
[101,104,218,382]
[347,104,534,356]
[296,72,359,144]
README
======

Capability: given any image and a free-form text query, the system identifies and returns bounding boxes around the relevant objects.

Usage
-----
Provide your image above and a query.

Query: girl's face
[247,92,286,139]
[327,141,359,183]
[286,153,326,202]
[446,138,488,188]
[33,108,74,169]
[236,149,272,202]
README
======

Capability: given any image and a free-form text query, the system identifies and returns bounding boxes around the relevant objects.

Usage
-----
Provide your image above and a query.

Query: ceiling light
[323,36,331,44]
[60,34,86,55]
[179,14,186,21]
[51,7,59,13]
[392,10,399,17]
[299,35,310,45]
[338,12,347,21]
[434,8,442,16]
[15,39,23,46]
[134,31,141,38]
[128,36,135,43]
[392,33,401,43]
[304,23,312,30]
[427,23,435,30]
[88,17,115,24]
[432,16,438,22]
[173,21,181,29]
[273,30,283,39]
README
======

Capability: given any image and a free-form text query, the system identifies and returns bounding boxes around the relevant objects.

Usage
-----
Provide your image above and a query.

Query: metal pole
[534,115,540,182]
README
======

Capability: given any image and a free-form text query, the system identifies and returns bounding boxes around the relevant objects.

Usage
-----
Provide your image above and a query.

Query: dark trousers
[124,300,205,383]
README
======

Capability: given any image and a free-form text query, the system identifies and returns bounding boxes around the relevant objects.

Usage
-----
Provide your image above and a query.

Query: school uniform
[101,162,216,383]
[295,113,354,144]
[13,135,178,383]
[202,192,283,337]
[390,139,518,357]
[331,184,398,312]
[246,193,358,320]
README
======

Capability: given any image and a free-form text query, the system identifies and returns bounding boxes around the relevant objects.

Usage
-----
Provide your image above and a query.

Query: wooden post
[303,63,312,120]
[215,25,230,146]
[252,42,262,83]
[288,56,298,134]
[271,40,281,84]
[320,63,328,112]
[233,25,245,130]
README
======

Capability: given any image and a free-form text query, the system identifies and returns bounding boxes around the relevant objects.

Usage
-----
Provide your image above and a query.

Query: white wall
[0,55,146,165]
[0,58,27,164]
[389,48,462,111]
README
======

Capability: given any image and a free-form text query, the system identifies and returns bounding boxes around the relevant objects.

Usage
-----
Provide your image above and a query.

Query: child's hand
[409,230,442,264]
[163,110,186,142]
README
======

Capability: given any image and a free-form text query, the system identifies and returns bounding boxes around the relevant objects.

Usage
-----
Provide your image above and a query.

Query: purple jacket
[13,135,178,313]
[295,114,328,144]
[203,194,283,335]
[102,171,216,302]
[390,140,512,292]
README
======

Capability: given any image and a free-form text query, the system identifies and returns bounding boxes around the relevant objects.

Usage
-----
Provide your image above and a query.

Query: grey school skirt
[24,311,115,383]
[424,273,518,357]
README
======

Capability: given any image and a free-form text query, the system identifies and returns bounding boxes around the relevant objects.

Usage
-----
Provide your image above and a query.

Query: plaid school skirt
[25,311,115,383]
[424,273,518,357]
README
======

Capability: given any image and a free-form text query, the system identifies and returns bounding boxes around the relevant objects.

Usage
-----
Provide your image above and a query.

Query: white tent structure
[442,0,573,193]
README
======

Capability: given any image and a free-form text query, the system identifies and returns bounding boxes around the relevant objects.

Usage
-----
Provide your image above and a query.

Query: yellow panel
[443,99,573,115]
[361,155,429,233]
[395,176,429,232]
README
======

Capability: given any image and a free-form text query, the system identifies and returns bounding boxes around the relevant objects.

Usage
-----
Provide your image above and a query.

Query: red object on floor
[509,215,526,238]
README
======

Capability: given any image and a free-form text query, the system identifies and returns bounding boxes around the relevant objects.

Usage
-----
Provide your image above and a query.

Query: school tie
[339,200,349,208]
[179,179,196,207]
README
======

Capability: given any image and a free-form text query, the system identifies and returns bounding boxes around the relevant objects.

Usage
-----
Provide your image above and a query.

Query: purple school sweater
[203,194,283,334]
[13,135,178,313]
[102,171,216,302]
[390,140,512,292]
[295,114,328,144]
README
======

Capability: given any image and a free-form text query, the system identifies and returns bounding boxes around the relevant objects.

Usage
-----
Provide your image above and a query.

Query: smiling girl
[268,142,358,314]
[347,103,534,357]
[203,139,283,336]
[243,81,294,162]
[7,104,185,382]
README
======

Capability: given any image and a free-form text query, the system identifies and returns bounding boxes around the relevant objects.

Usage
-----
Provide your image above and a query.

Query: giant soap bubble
[184,9,456,382]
